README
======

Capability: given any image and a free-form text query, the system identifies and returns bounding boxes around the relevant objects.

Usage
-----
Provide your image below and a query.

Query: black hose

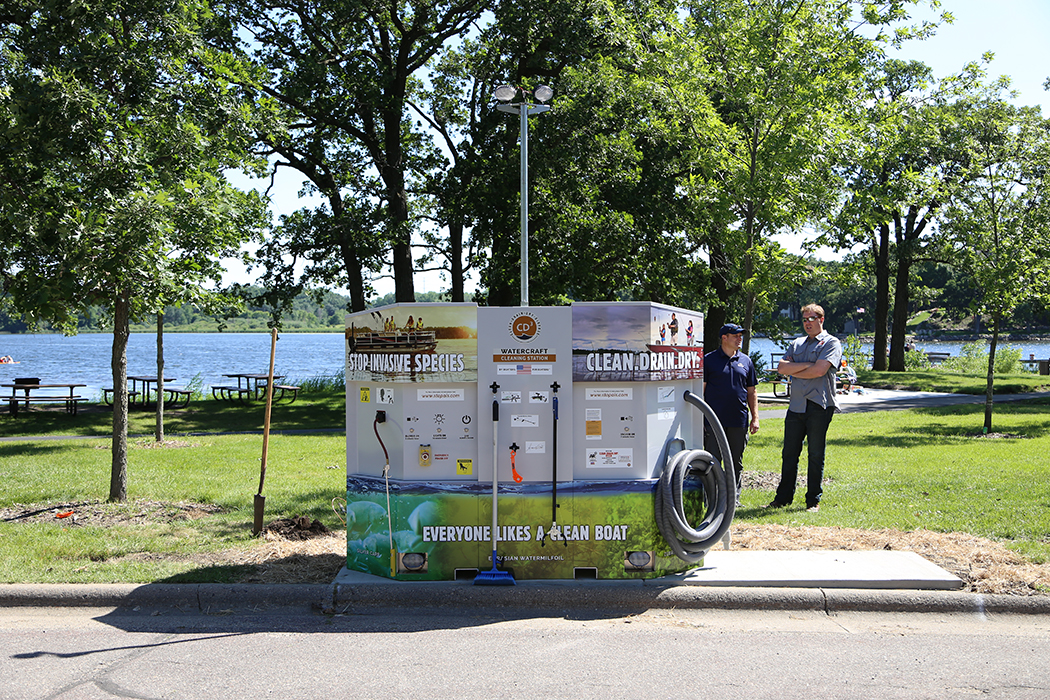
[654,390,737,563]
[551,384,559,522]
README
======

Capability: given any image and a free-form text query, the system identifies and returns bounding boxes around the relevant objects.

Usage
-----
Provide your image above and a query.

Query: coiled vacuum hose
[655,390,737,563]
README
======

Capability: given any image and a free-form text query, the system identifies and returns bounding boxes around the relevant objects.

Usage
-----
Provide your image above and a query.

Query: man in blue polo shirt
[703,323,760,505]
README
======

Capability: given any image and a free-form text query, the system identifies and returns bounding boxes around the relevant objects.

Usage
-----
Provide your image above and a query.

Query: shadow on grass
[0,394,346,439]
[258,488,347,526]
[0,441,81,457]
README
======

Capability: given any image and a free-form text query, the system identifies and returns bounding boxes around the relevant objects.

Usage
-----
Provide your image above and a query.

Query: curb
[4,583,1047,616]
[0,583,330,612]
[328,580,1050,615]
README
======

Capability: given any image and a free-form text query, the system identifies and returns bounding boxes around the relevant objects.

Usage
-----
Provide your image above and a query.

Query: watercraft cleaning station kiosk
[344,301,736,581]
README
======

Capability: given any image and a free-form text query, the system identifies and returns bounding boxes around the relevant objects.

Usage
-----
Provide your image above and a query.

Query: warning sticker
[359,387,371,403]
[586,448,634,469]
[456,459,473,475]
[585,408,602,440]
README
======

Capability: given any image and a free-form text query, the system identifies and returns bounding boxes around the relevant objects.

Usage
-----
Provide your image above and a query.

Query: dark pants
[705,425,748,503]
[775,401,835,507]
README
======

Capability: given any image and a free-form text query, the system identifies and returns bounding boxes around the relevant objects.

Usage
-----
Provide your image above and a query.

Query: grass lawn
[1,384,1048,583]
[739,399,1050,564]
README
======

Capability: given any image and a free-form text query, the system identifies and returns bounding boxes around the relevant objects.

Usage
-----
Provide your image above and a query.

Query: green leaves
[1,0,265,328]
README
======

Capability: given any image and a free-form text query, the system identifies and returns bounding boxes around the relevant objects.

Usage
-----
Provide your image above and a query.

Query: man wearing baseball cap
[702,322,759,506]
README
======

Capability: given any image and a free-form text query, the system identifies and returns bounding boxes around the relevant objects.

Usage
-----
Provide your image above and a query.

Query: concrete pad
[332,550,963,591]
[671,550,964,590]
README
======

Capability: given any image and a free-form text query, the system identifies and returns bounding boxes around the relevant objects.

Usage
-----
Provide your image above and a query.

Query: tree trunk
[155,311,164,443]
[984,315,999,433]
[703,236,732,354]
[109,293,131,502]
[383,88,415,303]
[449,218,465,303]
[341,241,367,312]
[742,145,758,356]
[486,225,517,307]
[872,222,891,371]
[889,253,911,372]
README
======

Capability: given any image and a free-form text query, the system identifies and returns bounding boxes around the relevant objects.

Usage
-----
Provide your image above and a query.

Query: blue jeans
[775,401,835,507]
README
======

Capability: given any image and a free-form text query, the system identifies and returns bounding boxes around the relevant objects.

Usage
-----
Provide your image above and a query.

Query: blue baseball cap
[720,323,744,336]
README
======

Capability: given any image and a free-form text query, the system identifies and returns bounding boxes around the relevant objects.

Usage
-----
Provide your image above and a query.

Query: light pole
[495,84,553,307]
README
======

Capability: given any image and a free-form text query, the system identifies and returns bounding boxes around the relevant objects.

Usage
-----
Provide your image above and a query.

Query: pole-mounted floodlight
[495,85,553,307]
[494,85,517,102]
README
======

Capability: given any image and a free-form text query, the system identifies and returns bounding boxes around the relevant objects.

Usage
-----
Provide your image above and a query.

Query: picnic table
[103,376,180,409]
[3,380,86,416]
[213,373,299,404]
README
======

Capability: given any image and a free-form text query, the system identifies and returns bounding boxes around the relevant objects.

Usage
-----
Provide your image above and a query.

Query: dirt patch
[2,499,1047,594]
[970,432,1027,440]
[264,516,331,540]
[90,439,205,450]
[742,471,829,492]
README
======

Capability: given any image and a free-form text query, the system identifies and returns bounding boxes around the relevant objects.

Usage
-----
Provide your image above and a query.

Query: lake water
[0,332,347,400]
[748,337,1050,370]
[3,331,1048,400]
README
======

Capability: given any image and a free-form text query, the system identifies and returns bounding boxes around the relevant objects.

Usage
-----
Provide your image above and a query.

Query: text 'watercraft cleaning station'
[344,302,735,582]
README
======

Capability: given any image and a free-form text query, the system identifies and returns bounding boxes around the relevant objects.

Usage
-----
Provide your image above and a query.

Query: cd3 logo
[509,313,540,342]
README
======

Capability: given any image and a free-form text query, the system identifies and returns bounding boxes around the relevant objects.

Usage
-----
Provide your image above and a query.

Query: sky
[226,0,1050,295]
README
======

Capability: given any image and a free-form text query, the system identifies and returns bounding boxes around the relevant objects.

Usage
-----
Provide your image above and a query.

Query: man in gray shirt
[766,304,842,512]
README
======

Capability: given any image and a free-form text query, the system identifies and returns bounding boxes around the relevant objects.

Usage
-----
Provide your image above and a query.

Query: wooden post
[253,328,278,536]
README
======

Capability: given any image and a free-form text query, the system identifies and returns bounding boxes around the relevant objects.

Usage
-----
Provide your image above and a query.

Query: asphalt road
[3,603,1049,700]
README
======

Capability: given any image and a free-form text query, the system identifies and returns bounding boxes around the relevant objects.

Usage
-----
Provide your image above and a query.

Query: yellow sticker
[360,387,370,403]
[456,459,473,475]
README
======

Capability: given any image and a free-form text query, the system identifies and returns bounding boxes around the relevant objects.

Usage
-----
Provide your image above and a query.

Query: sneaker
[806,504,820,513]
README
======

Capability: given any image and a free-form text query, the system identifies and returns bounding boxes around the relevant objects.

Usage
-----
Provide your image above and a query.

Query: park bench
[212,382,299,404]
[6,395,86,417]
[4,379,87,417]
[102,388,141,405]
[272,384,300,404]
[162,388,193,408]
[211,385,254,402]
[758,370,791,398]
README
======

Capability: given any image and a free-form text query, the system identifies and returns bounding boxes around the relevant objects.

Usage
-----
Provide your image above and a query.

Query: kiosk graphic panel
[571,302,703,382]
[345,302,709,581]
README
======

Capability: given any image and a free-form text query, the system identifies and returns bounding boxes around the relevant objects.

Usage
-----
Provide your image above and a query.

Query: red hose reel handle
[510,444,523,483]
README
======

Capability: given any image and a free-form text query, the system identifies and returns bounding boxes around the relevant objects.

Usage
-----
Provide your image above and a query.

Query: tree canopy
[0,0,270,500]
[7,0,1047,393]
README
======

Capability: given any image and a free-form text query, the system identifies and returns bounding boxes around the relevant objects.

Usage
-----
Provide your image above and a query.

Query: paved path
[759,389,1046,418]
